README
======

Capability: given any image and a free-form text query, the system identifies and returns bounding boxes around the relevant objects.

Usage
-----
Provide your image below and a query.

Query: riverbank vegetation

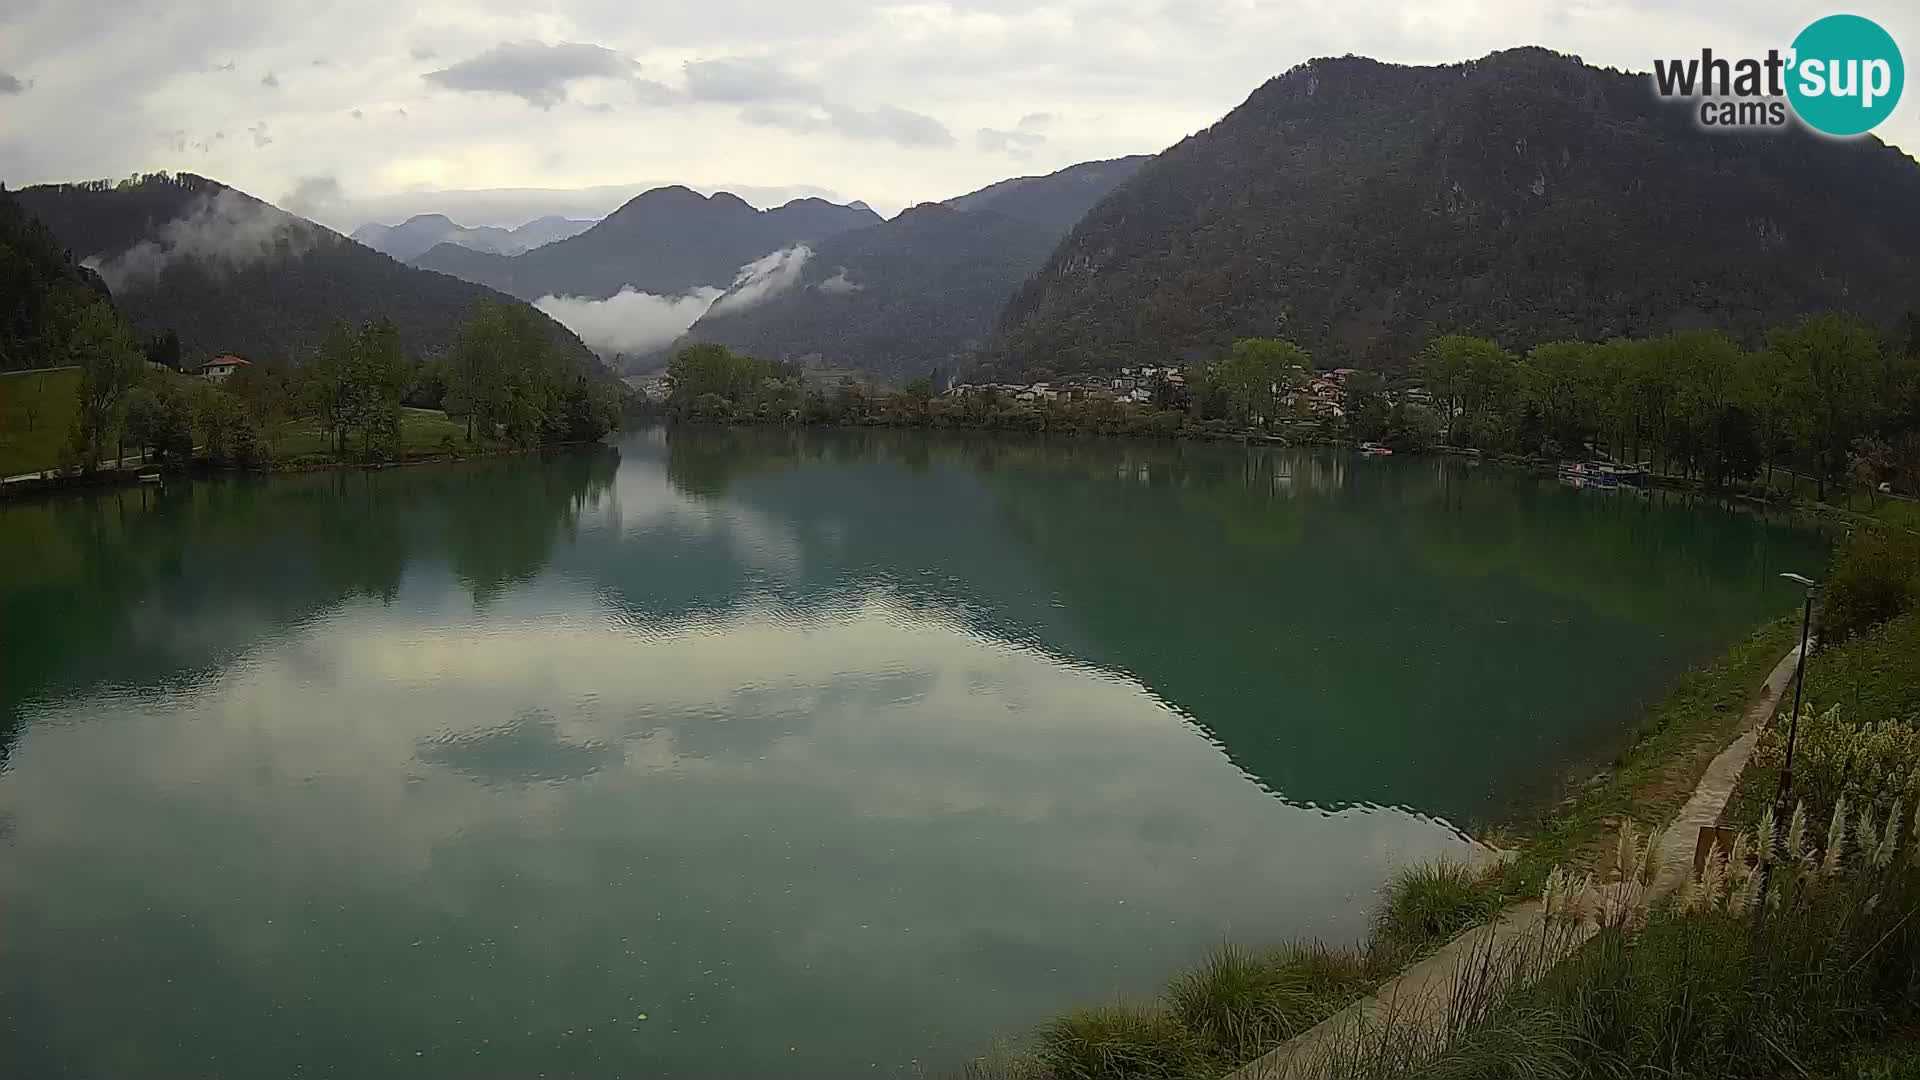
[654,310,1920,508]
[978,859,1508,1080]
[1,297,621,487]
[1313,806,1920,1080]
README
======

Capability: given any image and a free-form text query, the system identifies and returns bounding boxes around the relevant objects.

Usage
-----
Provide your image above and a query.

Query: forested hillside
[677,159,1148,379]
[15,174,592,366]
[680,204,1060,380]
[943,156,1149,231]
[989,48,1920,377]
[413,187,880,300]
[0,185,114,371]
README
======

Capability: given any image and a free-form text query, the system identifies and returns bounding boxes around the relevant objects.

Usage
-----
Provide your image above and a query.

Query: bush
[1819,531,1920,643]
[1033,1006,1205,1080]
[1373,861,1501,954]
[1165,944,1364,1063]
[1748,702,1920,827]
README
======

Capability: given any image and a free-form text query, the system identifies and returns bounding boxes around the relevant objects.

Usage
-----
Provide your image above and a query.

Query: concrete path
[1225,642,1808,1080]
[1648,643,1807,897]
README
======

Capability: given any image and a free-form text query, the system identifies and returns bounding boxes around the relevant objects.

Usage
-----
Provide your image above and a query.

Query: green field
[273,407,479,461]
[0,367,82,477]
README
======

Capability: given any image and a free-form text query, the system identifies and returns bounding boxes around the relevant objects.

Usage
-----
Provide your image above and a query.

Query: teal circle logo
[1787,14,1904,136]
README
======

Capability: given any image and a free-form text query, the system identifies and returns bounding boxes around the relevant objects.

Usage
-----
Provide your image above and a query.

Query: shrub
[1748,702,1920,827]
[1165,944,1365,1063]
[1033,1005,1205,1080]
[1373,861,1501,954]
[1819,530,1920,643]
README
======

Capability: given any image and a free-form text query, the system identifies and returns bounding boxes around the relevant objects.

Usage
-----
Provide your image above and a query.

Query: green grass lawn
[1869,497,1920,533]
[273,407,479,461]
[0,367,83,477]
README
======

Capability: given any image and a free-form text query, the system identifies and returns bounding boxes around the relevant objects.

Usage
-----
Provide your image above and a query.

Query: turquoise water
[0,428,1827,1077]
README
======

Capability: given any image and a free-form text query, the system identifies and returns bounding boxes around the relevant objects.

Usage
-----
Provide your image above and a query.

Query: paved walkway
[1225,642,1809,1080]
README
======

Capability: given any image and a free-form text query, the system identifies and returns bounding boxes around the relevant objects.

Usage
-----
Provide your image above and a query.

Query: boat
[1558,460,1620,489]
[1358,441,1394,456]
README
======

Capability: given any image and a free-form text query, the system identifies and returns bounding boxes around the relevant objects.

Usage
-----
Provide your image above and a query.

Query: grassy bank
[271,407,477,463]
[0,366,81,476]
[972,861,1509,1080]
[1720,607,1920,832]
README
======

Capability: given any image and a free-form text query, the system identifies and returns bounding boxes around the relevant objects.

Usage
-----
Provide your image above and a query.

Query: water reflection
[0,429,1826,1078]
[0,449,619,768]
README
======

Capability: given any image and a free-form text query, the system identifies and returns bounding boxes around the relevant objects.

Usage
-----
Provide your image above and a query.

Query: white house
[201,355,249,384]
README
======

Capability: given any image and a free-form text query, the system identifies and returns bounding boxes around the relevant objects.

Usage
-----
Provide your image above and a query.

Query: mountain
[990,48,1920,377]
[350,214,593,261]
[682,204,1058,379]
[0,184,115,371]
[413,187,881,301]
[677,158,1149,378]
[14,173,593,365]
[943,156,1151,231]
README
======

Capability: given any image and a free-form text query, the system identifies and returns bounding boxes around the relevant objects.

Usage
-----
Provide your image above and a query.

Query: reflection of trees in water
[0,448,619,768]
[644,427,1821,820]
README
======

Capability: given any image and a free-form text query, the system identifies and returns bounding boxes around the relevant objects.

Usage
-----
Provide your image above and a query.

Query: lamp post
[1774,572,1820,811]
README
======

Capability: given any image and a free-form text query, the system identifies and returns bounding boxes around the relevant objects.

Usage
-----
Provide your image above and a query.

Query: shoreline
[0,438,609,501]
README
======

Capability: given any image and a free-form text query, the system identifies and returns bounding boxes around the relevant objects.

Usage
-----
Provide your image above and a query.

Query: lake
[0,428,1826,1078]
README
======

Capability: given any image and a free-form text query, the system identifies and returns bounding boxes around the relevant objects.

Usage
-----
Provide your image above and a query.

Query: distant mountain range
[14,173,593,365]
[679,157,1148,378]
[350,214,593,261]
[988,48,1920,377]
[412,187,882,301]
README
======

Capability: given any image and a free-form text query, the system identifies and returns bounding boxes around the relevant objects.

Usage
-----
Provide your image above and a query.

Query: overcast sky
[2,0,1915,231]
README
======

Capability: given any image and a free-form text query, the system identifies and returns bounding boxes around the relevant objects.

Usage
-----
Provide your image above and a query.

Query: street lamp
[1774,572,1820,810]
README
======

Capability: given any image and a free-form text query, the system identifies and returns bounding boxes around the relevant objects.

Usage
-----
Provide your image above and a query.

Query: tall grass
[1324,805,1920,1080]
[1372,861,1503,955]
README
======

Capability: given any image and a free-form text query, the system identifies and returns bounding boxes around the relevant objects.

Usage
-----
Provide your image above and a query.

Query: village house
[200,355,249,385]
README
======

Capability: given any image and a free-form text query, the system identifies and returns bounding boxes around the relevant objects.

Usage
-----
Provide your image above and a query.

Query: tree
[142,329,182,371]
[122,385,160,463]
[905,374,935,405]
[1212,337,1311,429]
[340,319,406,460]
[667,343,770,414]
[1342,370,1389,441]
[1770,315,1881,500]
[62,293,141,471]
[1416,336,1508,442]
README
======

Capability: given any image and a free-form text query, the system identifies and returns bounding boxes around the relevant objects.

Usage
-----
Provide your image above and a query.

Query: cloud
[707,245,812,315]
[976,127,1046,156]
[260,71,279,88]
[535,243,813,355]
[409,45,437,62]
[248,121,272,147]
[89,190,314,293]
[743,102,953,148]
[536,286,724,357]
[826,103,953,147]
[281,175,345,220]
[683,57,819,103]
[816,268,862,294]
[424,40,663,109]
[0,72,24,95]
[978,110,1052,155]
